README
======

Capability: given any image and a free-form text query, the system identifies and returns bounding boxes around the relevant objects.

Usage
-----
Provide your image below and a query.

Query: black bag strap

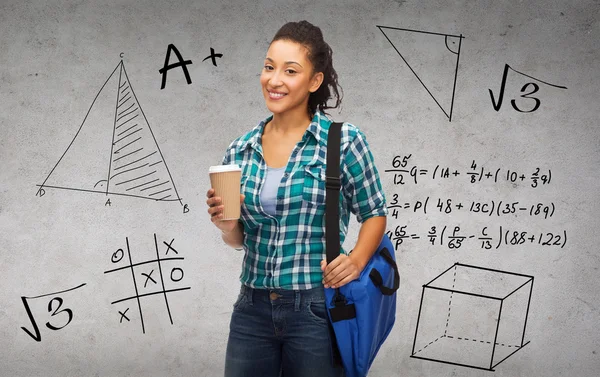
[324,122,349,307]
[325,122,356,311]
[325,121,345,369]
[325,122,342,265]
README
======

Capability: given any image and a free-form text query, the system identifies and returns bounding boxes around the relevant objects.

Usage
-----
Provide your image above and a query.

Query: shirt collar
[234,111,333,153]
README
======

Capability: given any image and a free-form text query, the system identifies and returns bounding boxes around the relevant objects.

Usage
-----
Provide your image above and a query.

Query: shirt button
[277,196,282,200]
[283,173,289,178]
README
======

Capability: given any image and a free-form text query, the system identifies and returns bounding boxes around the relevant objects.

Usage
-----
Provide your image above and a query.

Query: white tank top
[260,165,286,216]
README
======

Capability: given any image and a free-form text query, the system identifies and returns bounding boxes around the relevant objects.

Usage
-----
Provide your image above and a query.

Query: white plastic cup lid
[209,164,241,173]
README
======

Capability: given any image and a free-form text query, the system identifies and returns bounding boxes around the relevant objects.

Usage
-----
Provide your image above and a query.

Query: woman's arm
[348,215,387,272]
[207,188,246,250]
[321,215,386,288]
[321,123,389,288]
[221,221,245,249]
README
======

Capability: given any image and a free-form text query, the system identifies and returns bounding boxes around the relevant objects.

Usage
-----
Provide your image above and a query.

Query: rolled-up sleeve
[221,152,230,165]
[341,128,388,223]
[221,137,241,165]
[221,142,233,165]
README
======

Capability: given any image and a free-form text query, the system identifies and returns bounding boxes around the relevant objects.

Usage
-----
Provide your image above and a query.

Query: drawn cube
[411,263,533,371]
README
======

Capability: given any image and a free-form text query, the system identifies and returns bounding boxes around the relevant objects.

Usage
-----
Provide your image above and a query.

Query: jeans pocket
[232,292,247,311]
[306,299,329,324]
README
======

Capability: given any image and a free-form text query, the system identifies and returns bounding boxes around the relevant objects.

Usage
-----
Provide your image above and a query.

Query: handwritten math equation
[385,225,567,251]
[20,284,87,342]
[19,234,189,341]
[385,155,552,187]
[388,195,556,219]
[489,63,567,113]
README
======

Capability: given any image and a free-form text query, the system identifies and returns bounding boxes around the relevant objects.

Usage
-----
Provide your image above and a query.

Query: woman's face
[260,39,323,117]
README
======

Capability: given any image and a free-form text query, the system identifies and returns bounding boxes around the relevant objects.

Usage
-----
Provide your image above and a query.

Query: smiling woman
[261,39,323,124]
[205,20,388,377]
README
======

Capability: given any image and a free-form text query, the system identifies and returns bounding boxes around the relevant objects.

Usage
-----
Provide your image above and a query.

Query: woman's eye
[263,65,273,70]
[286,69,296,74]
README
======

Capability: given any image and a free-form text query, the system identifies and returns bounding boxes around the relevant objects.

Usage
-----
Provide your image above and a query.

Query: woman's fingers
[209,204,224,217]
[206,194,221,207]
[207,190,243,229]
[322,255,360,288]
[206,188,224,222]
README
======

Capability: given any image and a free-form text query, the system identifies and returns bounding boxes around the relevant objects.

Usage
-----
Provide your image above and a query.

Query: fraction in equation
[103,234,190,334]
[385,155,552,188]
[386,225,567,250]
[387,195,555,219]
[20,283,87,342]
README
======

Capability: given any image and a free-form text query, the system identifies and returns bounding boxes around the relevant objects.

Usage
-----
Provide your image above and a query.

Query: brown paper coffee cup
[209,164,242,220]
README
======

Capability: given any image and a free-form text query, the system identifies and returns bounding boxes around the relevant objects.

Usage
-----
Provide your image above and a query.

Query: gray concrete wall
[1,0,598,376]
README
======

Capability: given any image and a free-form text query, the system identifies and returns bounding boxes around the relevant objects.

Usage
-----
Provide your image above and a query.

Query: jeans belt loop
[244,285,254,305]
[294,291,301,312]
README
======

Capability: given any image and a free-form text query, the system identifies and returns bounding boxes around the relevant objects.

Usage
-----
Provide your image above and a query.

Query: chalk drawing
[411,263,533,371]
[20,283,87,342]
[36,58,184,206]
[104,234,190,334]
[377,25,464,121]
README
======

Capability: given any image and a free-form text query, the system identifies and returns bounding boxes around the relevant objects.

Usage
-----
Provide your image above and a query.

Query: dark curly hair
[271,20,343,116]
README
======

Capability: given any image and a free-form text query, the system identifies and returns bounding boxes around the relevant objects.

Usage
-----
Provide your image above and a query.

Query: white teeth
[270,92,286,98]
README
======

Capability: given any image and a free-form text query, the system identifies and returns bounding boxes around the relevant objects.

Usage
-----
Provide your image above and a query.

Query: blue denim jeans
[224,284,345,377]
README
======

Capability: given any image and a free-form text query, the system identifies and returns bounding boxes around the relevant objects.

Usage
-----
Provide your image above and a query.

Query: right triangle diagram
[378,26,464,121]
[38,60,183,204]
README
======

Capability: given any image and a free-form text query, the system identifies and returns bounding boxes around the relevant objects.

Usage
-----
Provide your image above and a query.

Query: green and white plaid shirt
[222,111,388,290]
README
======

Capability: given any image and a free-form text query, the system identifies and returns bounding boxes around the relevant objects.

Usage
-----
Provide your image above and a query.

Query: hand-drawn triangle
[37,60,183,204]
[378,26,464,121]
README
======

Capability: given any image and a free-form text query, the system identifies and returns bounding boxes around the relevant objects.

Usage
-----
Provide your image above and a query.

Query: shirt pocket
[302,165,326,205]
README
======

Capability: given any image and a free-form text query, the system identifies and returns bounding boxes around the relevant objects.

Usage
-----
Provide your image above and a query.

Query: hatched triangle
[37,60,183,204]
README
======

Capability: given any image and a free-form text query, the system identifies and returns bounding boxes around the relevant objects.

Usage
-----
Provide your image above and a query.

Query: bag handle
[369,247,400,295]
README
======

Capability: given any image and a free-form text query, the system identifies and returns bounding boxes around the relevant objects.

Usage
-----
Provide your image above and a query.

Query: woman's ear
[309,71,324,93]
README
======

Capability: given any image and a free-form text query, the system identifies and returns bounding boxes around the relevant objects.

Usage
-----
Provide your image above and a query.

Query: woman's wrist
[220,221,244,248]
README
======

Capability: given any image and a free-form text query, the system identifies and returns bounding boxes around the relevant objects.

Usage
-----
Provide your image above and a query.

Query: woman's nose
[269,70,282,86]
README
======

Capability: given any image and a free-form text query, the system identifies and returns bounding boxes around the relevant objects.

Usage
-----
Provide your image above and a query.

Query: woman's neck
[268,108,312,135]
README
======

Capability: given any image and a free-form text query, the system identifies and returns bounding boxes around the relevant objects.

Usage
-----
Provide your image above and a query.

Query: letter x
[119,308,130,323]
[164,239,178,255]
[142,270,157,287]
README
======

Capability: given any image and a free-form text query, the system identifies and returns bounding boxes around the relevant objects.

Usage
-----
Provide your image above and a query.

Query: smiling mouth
[268,90,287,99]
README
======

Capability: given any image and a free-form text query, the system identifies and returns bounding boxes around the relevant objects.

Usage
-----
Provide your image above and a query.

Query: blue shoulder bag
[324,122,400,377]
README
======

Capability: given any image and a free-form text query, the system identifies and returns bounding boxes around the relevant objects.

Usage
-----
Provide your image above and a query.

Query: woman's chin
[265,103,284,115]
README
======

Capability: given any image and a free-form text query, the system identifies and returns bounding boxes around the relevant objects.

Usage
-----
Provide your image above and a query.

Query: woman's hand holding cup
[206,188,245,233]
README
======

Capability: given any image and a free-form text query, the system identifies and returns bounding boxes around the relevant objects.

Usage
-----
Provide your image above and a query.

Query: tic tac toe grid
[104,234,190,334]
